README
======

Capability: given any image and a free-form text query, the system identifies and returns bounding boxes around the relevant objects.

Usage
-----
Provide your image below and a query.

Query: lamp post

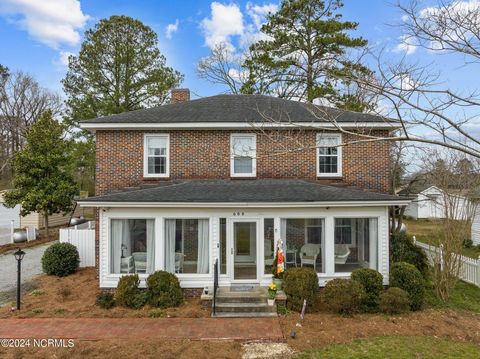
[13,248,25,310]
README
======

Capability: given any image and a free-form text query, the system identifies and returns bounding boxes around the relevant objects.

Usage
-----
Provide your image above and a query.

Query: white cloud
[58,51,74,67]
[165,19,179,39]
[245,2,277,30]
[393,35,417,55]
[0,0,89,48]
[200,2,244,50]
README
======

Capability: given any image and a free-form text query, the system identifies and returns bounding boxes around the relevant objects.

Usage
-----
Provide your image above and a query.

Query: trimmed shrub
[132,291,149,309]
[390,262,425,311]
[115,274,140,308]
[146,271,183,308]
[379,287,410,314]
[42,242,79,277]
[390,233,429,277]
[322,278,365,315]
[283,267,319,311]
[463,239,473,249]
[351,268,383,311]
[96,292,115,309]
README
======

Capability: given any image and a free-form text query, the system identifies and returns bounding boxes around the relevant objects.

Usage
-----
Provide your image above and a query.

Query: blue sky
[0,0,476,100]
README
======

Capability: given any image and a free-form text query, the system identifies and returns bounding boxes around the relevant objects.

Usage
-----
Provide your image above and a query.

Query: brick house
[79,89,409,295]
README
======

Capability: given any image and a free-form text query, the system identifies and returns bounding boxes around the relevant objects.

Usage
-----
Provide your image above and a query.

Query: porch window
[164,219,210,274]
[110,219,155,274]
[317,133,342,177]
[264,218,275,274]
[231,134,256,177]
[334,218,378,272]
[280,218,325,273]
[144,134,169,177]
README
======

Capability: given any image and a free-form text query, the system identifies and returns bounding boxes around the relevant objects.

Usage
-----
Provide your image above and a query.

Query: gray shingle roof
[82,94,395,124]
[80,179,407,203]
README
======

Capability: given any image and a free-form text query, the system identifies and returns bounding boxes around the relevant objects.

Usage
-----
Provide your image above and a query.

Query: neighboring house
[0,189,81,230]
[398,183,469,220]
[78,89,409,292]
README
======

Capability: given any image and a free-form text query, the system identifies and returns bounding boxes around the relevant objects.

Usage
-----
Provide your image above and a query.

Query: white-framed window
[230,133,256,177]
[317,133,342,177]
[144,134,169,177]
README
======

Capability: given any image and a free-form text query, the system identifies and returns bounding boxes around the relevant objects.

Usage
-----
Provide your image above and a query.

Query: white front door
[229,219,261,282]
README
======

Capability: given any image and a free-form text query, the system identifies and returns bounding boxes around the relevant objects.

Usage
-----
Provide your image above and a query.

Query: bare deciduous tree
[421,150,480,301]
[0,69,62,178]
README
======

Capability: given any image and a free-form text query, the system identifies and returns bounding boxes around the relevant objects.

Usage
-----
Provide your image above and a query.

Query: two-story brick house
[79,89,409,293]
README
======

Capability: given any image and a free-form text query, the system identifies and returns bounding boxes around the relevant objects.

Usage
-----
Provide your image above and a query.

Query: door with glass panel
[232,221,258,280]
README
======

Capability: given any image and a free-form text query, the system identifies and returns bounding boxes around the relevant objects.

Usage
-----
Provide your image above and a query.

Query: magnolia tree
[3,110,78,237]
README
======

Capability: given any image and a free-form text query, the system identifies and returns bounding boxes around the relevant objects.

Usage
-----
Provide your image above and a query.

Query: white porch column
[273,217,281,250]
[325,216,335,275]
[155,217,164,271]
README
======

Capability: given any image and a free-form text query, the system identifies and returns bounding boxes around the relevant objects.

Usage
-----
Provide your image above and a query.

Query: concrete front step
[215,302,277,313]
[212,286,277,318]
[212,311,278,318]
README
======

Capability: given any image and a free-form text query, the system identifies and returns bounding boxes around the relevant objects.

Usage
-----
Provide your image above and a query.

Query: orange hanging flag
[277,241,285,274]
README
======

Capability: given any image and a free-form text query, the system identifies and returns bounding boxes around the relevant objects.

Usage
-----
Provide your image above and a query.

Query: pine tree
[244,0,372,109]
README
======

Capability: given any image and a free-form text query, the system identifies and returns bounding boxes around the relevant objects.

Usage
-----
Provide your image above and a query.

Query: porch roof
[79,179,411,206]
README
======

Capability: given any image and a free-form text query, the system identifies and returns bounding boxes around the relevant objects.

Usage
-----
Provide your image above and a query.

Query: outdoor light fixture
[13,248,26,310]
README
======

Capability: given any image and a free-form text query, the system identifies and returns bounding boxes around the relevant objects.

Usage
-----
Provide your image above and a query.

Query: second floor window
[317,133,342,177]
[231,134,256,177]
[144,134,169,177]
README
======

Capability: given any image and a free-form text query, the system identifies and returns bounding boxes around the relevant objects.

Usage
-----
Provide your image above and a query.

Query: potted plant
[267,283,277,306]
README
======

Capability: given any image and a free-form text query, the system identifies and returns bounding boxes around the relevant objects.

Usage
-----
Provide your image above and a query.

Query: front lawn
[426,280,480,313]
[404,218,480,258]
[298,336,480,358]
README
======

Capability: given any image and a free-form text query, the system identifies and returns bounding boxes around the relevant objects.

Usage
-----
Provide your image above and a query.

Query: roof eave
[80,121,401,132]
[78,199,411,208]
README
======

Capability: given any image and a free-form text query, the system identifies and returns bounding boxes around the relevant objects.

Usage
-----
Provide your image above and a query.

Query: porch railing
[213,258,219,315]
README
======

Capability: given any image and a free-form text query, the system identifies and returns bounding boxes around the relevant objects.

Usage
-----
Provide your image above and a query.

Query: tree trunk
[44,213,49,238]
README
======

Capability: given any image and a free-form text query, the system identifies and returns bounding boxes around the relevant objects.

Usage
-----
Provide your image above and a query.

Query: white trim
[81,121,400,131]
[143,134,170,178]
[230,133,256,177]
[80,200,411,208]
[317,133,342,177]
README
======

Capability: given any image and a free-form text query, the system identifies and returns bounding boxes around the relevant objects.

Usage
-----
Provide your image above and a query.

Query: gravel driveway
[0,241,55,294]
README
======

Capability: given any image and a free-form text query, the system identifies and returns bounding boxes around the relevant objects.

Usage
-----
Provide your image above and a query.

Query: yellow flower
[268,283,277,291]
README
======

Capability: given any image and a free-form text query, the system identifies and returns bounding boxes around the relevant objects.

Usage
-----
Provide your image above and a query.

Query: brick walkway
[0,317,284,341]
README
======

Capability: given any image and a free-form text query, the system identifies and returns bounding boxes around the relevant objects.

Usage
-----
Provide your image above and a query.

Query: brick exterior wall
[95,129,392,196]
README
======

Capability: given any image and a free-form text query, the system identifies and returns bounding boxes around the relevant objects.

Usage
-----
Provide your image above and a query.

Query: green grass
[404,219,480,259]
[425,280,480,313]
[298,336,480,359]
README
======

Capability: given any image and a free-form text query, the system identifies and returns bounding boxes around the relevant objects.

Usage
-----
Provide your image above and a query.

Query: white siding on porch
[96,206,390,289]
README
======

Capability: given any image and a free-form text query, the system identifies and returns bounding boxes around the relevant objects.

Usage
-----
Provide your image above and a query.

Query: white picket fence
[59,221,95,267]
[414,237,480,287]
[0,221,14,245]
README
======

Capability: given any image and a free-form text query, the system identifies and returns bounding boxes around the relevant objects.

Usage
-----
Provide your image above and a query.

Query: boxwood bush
[390,233,429,277]
[41,242,79,277]
[283,267,319,311]
[379,287,410,314]
[390,262,425,311]
[351,268,383,311]
[146,271,183,308]
[96,291,115,309]
[322,278,365,315]
[115,274,140,308]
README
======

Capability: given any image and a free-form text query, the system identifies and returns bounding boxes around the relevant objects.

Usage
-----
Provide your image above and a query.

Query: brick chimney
[171,88,190,104]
